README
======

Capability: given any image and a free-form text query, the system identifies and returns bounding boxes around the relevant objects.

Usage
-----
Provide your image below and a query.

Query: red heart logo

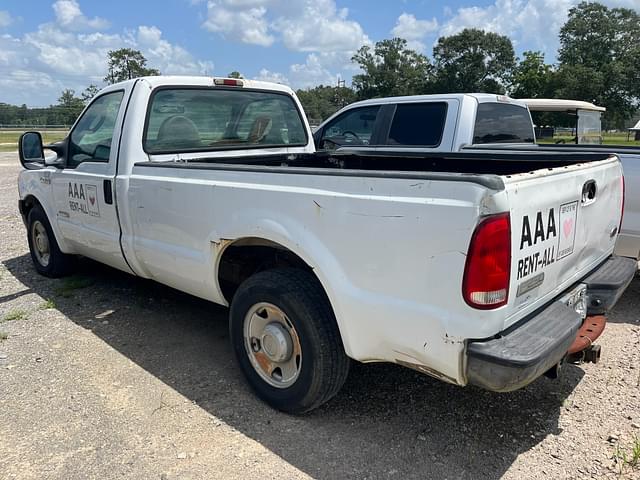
[89,196,95,205]
[563,218,573,238]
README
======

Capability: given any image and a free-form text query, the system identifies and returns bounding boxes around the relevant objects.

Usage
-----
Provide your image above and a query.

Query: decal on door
[68,182,100,217]
[557,201,578,260]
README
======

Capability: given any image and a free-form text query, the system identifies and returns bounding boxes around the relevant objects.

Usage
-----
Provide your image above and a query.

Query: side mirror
[18,132,45,167]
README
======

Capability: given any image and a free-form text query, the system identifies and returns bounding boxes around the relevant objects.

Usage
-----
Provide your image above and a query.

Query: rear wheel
[229,268,349,413]
[27,205,73,277]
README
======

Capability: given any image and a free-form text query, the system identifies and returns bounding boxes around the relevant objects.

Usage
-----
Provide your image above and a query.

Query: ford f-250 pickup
[17,78,636,413]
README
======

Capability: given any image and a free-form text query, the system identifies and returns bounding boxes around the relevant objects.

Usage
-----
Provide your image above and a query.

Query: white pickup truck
[17,78,636,413]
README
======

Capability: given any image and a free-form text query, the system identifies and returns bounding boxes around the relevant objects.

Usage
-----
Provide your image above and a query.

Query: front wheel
[27,205,74,277]
[229,268,349,413]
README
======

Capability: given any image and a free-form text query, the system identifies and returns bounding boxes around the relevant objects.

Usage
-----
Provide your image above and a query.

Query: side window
[67,91,124,168]
[387,102,448,147]
[319,106,380,150]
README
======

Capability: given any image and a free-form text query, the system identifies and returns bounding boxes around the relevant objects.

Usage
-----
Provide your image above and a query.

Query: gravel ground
[0,151,639,480]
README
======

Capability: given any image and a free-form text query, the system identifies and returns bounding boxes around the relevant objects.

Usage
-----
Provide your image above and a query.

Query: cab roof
[343,93,528,109]
[104,75,296,96]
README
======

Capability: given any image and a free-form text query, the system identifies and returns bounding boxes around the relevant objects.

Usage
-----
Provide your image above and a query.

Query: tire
[26,204,74,277]
[229,268,350,414]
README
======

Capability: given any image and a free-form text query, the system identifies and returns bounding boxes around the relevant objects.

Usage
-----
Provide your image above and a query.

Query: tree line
[1,2,638,129]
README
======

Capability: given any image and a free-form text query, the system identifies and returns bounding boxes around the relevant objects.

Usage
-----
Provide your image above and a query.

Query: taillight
[462,213,511,309]
[214,78,244,87]
[619,175,625,234]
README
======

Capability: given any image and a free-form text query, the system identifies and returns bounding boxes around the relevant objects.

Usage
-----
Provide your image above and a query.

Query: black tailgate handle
[103,179,113,205]
[582,180,597,205]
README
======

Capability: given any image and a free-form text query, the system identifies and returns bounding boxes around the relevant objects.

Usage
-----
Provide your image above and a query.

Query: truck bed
[138,149,614,178]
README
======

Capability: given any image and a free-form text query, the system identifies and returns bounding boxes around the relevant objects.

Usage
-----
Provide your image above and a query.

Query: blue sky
[0,0,638,105]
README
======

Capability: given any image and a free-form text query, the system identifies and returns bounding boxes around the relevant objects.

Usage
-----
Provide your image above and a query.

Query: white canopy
[630,120,640,131]
[519,98,606,113]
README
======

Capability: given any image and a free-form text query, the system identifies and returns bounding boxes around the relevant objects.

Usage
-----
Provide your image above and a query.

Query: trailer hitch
[567,344,602,364]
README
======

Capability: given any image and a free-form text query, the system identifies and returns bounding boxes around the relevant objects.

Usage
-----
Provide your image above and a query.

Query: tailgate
[504,156,623,326]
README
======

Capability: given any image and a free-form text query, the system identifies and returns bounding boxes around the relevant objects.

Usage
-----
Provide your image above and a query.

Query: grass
[39,299,56,310]
[1,309,28,323]
[538,132,640,146]
[54,275,93,298]
[614,436,640,474]
[0,129,68,152]
[0,331,8,341]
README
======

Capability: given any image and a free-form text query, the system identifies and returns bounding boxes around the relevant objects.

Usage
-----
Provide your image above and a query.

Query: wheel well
[22,195,42,219]
[217,238,314,303]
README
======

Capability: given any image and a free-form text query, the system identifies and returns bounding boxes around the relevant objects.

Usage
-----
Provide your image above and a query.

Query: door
[51,88,132,272]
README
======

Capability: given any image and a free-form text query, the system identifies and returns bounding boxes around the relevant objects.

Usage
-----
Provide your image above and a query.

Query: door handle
[103,179,113,205]
[582,180,597,205]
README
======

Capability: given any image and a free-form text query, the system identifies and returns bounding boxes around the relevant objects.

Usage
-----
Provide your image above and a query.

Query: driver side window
[68,91,124,168]
[319,106,380,150]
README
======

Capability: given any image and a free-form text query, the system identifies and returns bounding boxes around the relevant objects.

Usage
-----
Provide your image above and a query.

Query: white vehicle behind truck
[17,78,636,412]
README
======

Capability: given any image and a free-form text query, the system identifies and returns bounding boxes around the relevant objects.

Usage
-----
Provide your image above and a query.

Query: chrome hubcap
[244,302,302,388]
[31,221,50,267]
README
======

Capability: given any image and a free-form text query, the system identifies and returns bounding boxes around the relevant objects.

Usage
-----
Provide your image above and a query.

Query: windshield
[144,88,308,154]
[473,103,535,144]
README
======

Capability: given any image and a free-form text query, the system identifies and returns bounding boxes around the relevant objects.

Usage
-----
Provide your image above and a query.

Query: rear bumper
[582,256,637,315]
[466,255,637,392]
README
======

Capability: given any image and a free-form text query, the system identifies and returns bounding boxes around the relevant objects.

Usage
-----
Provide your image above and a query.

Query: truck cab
[313,94,535,151]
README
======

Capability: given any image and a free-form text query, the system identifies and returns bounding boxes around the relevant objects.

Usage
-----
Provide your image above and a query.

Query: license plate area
[560,283,587,320]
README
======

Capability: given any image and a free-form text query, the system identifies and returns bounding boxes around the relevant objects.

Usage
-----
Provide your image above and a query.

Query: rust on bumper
[568,315,606,354]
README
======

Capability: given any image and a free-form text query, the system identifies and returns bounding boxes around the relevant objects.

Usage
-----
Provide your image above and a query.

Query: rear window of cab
[143,88,308,154]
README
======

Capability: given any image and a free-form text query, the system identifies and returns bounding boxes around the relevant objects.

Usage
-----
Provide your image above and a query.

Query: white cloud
[275,0,369,52]
[52,0,110,31]
[0,10,13,28]
[255,49,357,90]
[202,0,274,46]
[200,0,368,90]
[254,68,289,84]
[201,0,369,52]
[289,53,336,88]
[136,25,213,75]
[438,0,574,54]
[391,13,438,52]
[0,2,213,105]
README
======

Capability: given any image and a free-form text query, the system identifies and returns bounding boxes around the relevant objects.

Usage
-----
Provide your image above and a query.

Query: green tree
[56,89,85,125]
[510,51,556,99]
[104,48,160,84]
[81,84,100,104]
[432,28,516,94]
[227,71,244,79]
[296,85,357,122]
[556,2,640,128]
[351,38,432,100]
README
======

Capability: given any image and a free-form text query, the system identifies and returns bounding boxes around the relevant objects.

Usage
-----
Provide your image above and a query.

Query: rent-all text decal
[516,200,578,281]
